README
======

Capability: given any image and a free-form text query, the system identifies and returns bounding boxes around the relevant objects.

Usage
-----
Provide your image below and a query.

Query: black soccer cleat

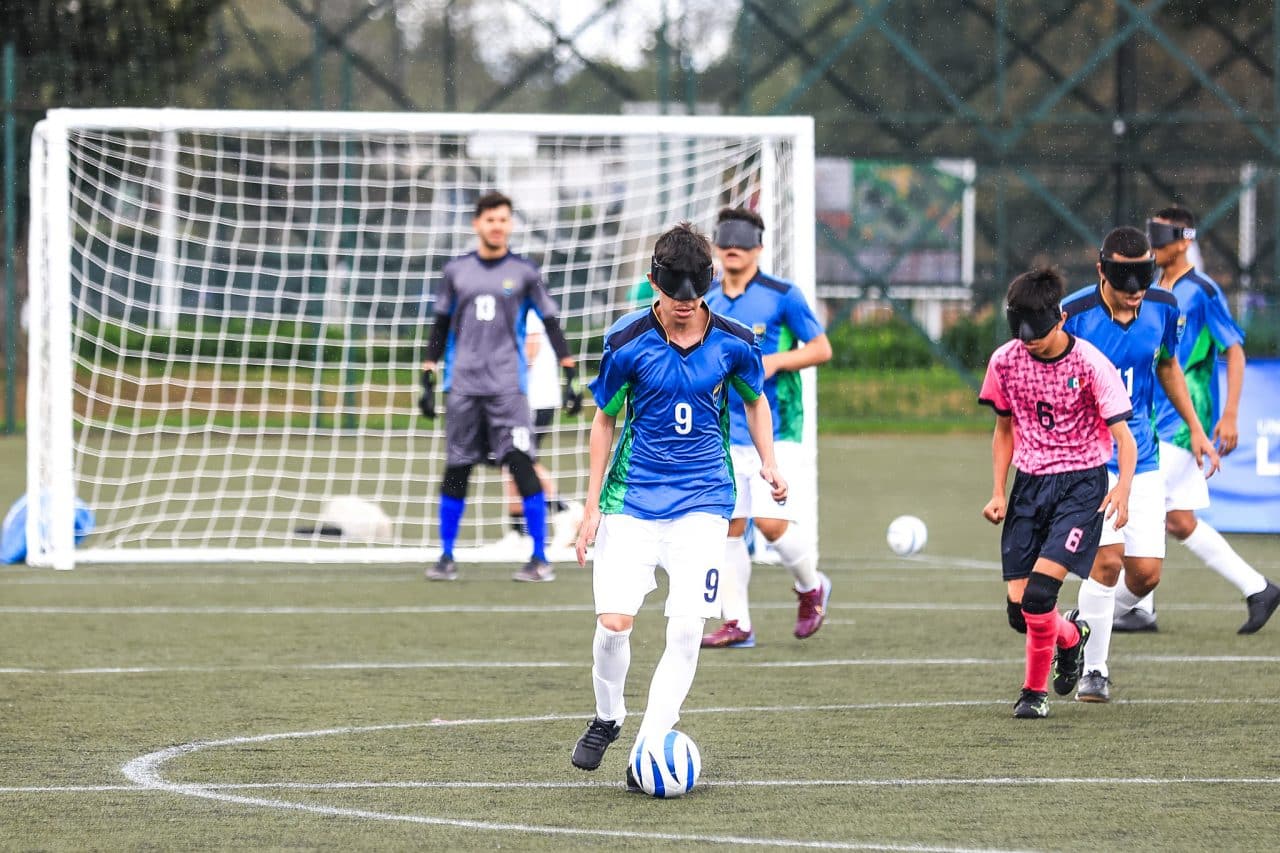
[571,717,621,770]
[1051,610,1091,696]
[1112,606,1158,632]
[1239,580,1280,635]
[425,555,458,582]
[513,557,556,583]
[625,763,643,793]
[1013,688,1049,719]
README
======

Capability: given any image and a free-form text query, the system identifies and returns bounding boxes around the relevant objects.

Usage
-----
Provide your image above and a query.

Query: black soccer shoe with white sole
[1051,610,1091,696]
[571,717,621,770]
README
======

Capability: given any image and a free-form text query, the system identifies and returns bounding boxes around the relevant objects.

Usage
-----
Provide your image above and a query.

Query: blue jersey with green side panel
[705,271,824,445]
[589,306,765,520]
[1062,284,1181,475]
[1153,269,1245,450]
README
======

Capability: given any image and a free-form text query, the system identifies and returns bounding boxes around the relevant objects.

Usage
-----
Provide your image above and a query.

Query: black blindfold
[1099,253,1156,294]
[651,258,714,301]
[1006,303,1062,342]
[1146,220,1197,248]
[713,219,763,250]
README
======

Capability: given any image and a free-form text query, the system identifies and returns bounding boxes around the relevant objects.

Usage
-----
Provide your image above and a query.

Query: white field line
[0,556,1001,585]
[0,601,1255,615]
[116,701,1280,852]
[6,700,1276,852]
[9,772,1280,796]
[0,569,998,586]
[119,715,1023,853]
[4,654,1280,677]
[2,554,1276,586]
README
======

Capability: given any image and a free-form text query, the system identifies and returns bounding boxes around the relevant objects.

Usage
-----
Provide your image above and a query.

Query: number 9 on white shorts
[592,512,730,619]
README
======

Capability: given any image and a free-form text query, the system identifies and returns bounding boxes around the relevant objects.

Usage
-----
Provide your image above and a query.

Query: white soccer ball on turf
[319,496,393,543]
[887,514,928,556]
[629,730,701,798]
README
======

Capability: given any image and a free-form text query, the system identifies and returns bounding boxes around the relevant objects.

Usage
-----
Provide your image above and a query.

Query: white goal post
[26,109,816,568]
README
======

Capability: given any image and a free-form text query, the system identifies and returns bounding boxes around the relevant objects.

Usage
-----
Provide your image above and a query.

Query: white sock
[1113,568,1143,612]
[1077,577,1116,678]
[770,525,820,592]
[591,622,632,725]
[721,536,753,631]
[637,616,704,739]
[1134,591,1156,615]
[1183,521,1268,597]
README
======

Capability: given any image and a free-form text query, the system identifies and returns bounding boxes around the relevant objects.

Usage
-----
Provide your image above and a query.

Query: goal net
[26,110,816,568]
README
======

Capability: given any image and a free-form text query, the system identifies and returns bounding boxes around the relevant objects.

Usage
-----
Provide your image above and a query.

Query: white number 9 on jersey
[674,402,692,435]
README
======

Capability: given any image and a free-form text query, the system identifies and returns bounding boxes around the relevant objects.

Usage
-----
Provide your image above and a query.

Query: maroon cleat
[701,619,756,648]
[794,572,832,639]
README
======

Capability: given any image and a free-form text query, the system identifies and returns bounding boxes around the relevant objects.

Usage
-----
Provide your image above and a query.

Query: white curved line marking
[121,743,1016,852]
[121,703,1280,851]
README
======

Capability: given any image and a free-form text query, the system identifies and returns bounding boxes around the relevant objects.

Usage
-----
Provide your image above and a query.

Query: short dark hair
[1153,205,1196,228]
[1007,267,1065,314]
[1101,225,1150,259]
[716,205,765,233]
[653,221,712,275]
[474,191,513,218]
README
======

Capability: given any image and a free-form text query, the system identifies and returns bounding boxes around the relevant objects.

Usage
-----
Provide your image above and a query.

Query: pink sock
[1022,608,1058,693]
[1055,611,1080,649]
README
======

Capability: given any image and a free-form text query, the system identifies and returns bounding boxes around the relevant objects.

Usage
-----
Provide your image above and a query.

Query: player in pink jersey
[979,268,1137,719]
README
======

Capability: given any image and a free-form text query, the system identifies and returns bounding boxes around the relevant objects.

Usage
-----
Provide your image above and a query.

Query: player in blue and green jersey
[569,223,787,791]
[699,206,834,649]
[1062,225,1219,702]
[1140,207,1278,635]
[419,192,581,584]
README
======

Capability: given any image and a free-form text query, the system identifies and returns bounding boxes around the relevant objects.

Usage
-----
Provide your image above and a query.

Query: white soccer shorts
[730,440,806,522]
[1098,468,1166,558]
[592,512,730,619]
[1160,440,1211,512]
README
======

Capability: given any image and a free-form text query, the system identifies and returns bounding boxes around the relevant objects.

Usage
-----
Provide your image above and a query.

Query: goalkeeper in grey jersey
[420,191,581,583]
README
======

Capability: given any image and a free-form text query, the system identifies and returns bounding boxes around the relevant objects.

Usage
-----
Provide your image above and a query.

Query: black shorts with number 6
[1001,464,1107,581]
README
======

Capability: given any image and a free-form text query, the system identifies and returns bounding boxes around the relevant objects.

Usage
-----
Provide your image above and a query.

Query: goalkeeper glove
[418,370,437,419]
[561,365,584,416]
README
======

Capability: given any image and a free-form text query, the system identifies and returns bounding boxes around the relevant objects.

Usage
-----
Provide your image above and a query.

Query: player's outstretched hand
[1100,485,1130,530]
[1192,432,1222,478]
[418,369,437,419]
[561,365,584,416]
[760,465,788,505]
[982,495,1006,525]
[576,505,601,567]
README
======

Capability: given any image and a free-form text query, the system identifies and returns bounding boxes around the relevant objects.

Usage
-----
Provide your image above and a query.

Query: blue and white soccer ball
[629,730,701,798]
[887,514,928,556]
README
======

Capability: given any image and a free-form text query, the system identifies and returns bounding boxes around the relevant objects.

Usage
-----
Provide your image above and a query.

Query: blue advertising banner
[1200,358,1280,534]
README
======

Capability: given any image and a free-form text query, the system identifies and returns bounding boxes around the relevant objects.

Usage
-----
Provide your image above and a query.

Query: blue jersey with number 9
[590,306,765,520]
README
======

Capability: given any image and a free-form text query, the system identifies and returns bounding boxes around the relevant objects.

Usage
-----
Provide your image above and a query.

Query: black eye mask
[1006,303,1062,342]
[1147,220,1196,248]
[651,258,714,300]
[713,219,763,250]
[1099,254,1157,294]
